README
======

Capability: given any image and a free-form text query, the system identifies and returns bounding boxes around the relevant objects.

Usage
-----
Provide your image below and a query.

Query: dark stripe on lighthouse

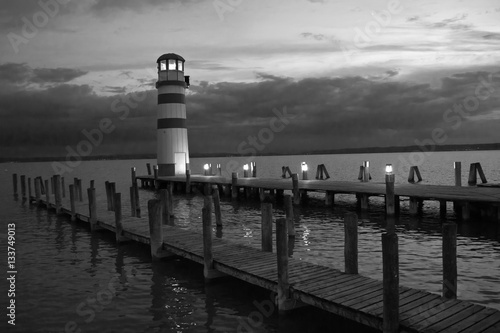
[157,118,187,129]
[158,93,185,104]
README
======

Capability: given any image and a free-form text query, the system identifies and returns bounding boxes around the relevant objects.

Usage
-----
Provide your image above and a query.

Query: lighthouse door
[174,152,186,175]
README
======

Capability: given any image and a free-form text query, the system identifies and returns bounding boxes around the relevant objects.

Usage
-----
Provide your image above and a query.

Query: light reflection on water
[1,151,500,332]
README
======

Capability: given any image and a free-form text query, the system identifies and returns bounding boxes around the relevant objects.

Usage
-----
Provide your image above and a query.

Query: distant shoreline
[2,143,500,163]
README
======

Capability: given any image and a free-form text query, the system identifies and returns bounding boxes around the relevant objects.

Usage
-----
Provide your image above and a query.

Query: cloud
[103,86,127,94]
[0,63,87,86]
[301,32,327,41]
[33,67,88,83]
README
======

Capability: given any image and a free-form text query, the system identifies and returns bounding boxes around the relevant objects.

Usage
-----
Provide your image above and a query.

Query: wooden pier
[11,172,500,333]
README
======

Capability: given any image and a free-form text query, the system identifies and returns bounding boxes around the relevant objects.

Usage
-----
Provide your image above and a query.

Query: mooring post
[153,165,158,189]
[28,177,32,202]
[325,191,334,207]
[20,175,26,199]
[359,194,369,211]
[202,196,224,280]
[109,182,116,211]
[362,161,370,182]
[34,177,41,205]
[284,195,295,237]
[129,186,136,217]
[292,173,300,205]
[261,202,273,252]
[90,180,95,189]
[12,173,18,196]
[301,162,308,180]
[344,213,358,274]
[105,181,111,211]
[44,179,50,208]
[148,199,168,260]
[212,185,222,227]
[88,187,99,231]
[131,167,136,188]
[385,164,395,217]
[160,189,170,225]
[78,179,83,202]
[61,177,65,198]
[462,202,471,221]
[382,232,399,333]
[185,169,191,193]
[69,184,76,221]
[408,166,415,183]
[442,223,457,300]
[468,163,477,186]
[39,177,45,195]
[476,163,487,184]
[231,172,238,200]
[50,176,55,194]
[146,163,152,176]
[135,182,141,218]
[276,218,293,312]
[409,197,419,215]
[114,192,127,242]
[439,200,447,218]
[54,175,62,214]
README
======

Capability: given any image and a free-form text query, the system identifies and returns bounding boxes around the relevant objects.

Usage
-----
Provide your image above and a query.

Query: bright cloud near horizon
[0,0,499,159]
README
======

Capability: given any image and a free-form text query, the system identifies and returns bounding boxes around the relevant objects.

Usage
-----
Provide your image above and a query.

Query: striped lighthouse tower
[156,53,190,176]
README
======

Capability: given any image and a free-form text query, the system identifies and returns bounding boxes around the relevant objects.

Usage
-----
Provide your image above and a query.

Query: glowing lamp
[301,162,308,172]
[243,164,249,171]
[385,164,393,174]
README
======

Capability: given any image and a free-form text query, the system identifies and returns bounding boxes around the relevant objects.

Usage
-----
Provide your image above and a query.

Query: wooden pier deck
[22,183,500,333]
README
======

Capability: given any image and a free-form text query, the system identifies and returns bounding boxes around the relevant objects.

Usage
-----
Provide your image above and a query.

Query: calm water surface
[1,151,499,332]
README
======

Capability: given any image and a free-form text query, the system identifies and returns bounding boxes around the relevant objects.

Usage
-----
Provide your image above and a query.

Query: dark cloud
[0,0,76,29]
[1,65,499,159]
[89,0,203,14]
[0,63,86,85]
[483,33,500,40]
[103,86,127,94]
[430,13,472,30]
[33,67,88,83]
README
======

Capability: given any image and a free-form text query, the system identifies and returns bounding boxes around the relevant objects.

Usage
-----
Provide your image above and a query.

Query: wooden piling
[212,185,222,227]
[105,181,111,211]
[382,232,399,333]
[409,197,419,215]
[50,176,55,194]
[114,193,127,242]
[186,169,191,193]
[34,177,41,205]
[61,177,65,198]
[12,173,18,196]
[88,187,99,231]
[146,163,152,176]
[231,172,238,200]
[44,180,50,208]
[440,200,447,218]
[130,186,136,217]
[69,184,76,221]
[40,177,45,195]
[28,177,32,201]
[20,175,26,199]
[276,218,291,312]
[134,182,141,217]
[54,175,62,214]
[261,202,273,252]
[252,162,257,177]
[202,196,223,280]
[442,223,457,300]
[323,165,330,179]
[131,167,136,188]
[414,166,422,182]
[77,178,83,201]
[292,173,300,205]
[454,162,462,187]
[148,199,170,260]
[344,213,358,274]
[359,195,369,211]
[385,173,395,217]
[284,195,295,237]
[362,161,370,182]
[325,191,334,207]
[476,163,487,184]
[462,202,471,221]
[468,163,477,186]
[109,182,116,211]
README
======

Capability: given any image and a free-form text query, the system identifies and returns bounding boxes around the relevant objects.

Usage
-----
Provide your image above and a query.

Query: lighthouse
[156,53,190,176]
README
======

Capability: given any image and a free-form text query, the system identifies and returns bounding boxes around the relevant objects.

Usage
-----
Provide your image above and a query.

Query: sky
[0,0,499,159]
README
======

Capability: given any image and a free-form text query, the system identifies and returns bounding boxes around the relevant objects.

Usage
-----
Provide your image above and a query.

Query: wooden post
[114,193,127,242]
[13,173,18,196]
[44,179,50,208]
[276,218,292,312]
[414,166,422,182]
[462,202,471,221]
[146,163,152,175]
[88,187,99,231]
[231,172,238,200]
[359,194,369,211]
[131,167,136,188]
[39,177,45,195]
[50,176,55,194]
[362,161,370,182]
[185,169,191,193]
[323,165,330,179]
[442,223,457,300]
[69,184,76,221]
[284,195,295,237]
[476,163,487,183]
[160,189,170,225]
[468,163,477,186]
[61,177,65,198]
[408,166,415,183]
[105,181,111,211]
[439,200,447,218]
[325,191,334,207]
[28,177,32,201]
[130,186,136,217]
[292,173,300,205]
[385,173,395,217]
[78,179,83,201]
[54,175,62,214]
[454,162,462,186]
[109,182,116,211]
[212,185,222,227]
[409,197,419,215]
[382,232,399,333]
[34,178,41,205]
[20,175,26,199]
[148,199,169,260]
[202,196,223,280]
[358,166,364,180]
[261,202,273,252]
[344,213,358,274]
[252,162,257,177]
[134,182,141,217]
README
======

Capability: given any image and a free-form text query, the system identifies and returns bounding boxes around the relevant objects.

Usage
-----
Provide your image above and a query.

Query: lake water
[1,150,499,332]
